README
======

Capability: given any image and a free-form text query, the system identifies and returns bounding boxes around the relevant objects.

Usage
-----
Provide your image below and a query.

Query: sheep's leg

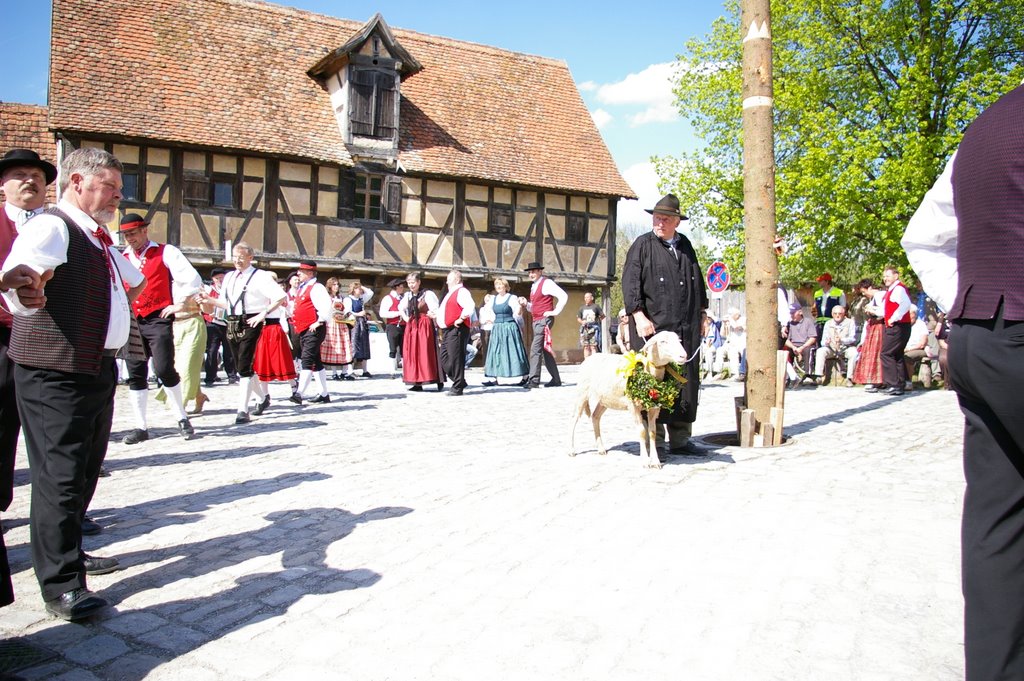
[569,396,589,457]
[643,407,662,469]
[591,403,608,455]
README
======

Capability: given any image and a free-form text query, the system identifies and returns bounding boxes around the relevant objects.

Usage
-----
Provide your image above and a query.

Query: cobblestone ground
[1,366,965,680]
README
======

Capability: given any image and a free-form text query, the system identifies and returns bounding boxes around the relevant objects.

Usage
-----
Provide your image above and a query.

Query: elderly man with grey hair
[813,304,858,386]
[0,147,146,620]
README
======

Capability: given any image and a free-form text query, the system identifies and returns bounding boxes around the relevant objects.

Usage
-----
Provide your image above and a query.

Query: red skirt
[254,321,297,382]
[402,316,439,384]
[853,318,884,385]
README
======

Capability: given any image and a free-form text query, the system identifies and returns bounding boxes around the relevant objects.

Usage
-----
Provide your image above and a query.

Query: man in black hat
[378,277,407,377]
[519,261,567,388]
[203,267,239,386]
[118,212,202,444]
[0,148,58,609]
[622,193,708,457]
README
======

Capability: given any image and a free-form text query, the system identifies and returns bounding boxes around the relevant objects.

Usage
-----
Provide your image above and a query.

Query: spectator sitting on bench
[814,305,858,386]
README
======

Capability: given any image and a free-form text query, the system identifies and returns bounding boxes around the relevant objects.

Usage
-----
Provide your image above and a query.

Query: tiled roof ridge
[226,0,567,68]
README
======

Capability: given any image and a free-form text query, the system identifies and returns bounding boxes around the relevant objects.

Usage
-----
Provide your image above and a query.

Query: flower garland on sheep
[616,350,687,411]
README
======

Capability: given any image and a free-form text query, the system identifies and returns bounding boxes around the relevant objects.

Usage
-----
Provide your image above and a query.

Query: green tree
[656,0,1023,288]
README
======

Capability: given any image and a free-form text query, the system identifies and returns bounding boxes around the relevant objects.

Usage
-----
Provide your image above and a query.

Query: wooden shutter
[349,69,374,137]
[338,170,356,221]
[384,175,402,224]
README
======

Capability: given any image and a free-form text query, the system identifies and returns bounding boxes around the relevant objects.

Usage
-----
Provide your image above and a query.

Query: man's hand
[248,311,267,328]
[160,303,182,318]
[310,321,321,332]
[1,266,53,309]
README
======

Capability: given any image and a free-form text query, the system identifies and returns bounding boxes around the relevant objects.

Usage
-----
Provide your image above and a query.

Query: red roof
[48,0,635,199]
[0,103,58,203]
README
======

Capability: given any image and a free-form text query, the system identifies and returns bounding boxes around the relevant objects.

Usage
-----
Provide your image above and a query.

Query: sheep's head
[642,331,687,367]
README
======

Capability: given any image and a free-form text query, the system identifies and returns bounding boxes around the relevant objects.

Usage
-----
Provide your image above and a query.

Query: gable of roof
[307,12,423,80]
[49,0,635,199]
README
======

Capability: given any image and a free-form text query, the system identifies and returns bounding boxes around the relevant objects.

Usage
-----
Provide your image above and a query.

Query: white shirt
[1,199,144,349]
[906,318,930,350]
[222,265,286,315]
[122,239,202,303]
[901,153,958,313]
[379,291,404,322]
[342,286,374,316]
[4,203,43,229]
[437,285,476,329]
[399,289,439,321]
[527,277,567,317]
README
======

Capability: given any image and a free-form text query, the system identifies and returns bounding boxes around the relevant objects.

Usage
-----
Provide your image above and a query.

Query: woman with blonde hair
[343,280,374,378]
[481,277,528,386]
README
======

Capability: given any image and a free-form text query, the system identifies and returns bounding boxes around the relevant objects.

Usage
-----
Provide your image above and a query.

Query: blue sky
[0,0,730,227]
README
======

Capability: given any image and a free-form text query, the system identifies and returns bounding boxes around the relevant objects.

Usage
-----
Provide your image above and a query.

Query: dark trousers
[880,321,911,388]
[440,325,469,393]
[226,316,264,378]
[385,323,405,360]
[299,325,327,371]
[528,318,560,385]
[127,313,180,390]
[950,313,1024,681]
[204,322,236,383]
[0,326,18,607]
[15,358,116,601]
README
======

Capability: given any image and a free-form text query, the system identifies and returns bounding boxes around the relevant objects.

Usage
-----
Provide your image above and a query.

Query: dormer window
[349,67,397,140]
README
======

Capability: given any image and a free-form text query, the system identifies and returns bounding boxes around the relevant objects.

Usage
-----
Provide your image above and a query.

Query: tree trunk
[741,0,779,439]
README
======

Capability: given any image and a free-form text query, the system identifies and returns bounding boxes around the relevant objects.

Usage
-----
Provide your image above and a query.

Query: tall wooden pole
[740,0,779,435]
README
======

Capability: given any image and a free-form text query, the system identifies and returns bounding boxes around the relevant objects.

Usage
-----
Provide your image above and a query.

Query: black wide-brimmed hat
[387,277,406,288]
[645,193,688,219]
[118,213,149,231]
[523,261,545,271]
[0,148,58,185]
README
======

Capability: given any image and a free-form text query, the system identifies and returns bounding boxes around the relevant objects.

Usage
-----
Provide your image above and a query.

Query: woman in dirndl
[400,272,443,391]
[852,278,885,389]
[344,281,374,378]
[252,273,298,411]
[321,277,354,379]
[482,278,528,385]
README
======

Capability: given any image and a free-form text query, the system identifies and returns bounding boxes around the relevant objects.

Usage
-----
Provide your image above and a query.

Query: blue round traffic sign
[706,261,730,293]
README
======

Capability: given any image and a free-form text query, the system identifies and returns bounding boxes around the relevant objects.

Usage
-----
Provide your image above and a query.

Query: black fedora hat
[523,261,545,271]
[644,193,688,220]
[119,213,149,231]
[0,148,58,186]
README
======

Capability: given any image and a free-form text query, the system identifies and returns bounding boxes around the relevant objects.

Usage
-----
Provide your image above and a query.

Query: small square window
[354,172,383,221]
[566,213,588,244]
[490,205,513,235]
[121,173,139,202]
[212,181,235,208]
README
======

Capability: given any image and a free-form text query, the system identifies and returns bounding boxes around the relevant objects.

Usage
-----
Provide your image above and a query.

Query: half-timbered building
[34,0,635,358]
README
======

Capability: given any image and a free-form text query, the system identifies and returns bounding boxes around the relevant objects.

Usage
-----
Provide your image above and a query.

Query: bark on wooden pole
[740,0,779,441]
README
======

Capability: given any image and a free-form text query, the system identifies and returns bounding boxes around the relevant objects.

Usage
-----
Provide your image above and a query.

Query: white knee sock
[128,389,148,430]
[238,376,255,412]
[315,369,329,396]
[298,369,312,394]
[165,383,189,421]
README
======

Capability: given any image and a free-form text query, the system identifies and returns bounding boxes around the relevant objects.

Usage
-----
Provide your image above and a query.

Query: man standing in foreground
[118,212,202,443]
[0,148,58,609]
[902,83,1024,681]
[0,148,146,620]
[622,194,708,456]
[520,262,567,388]
[437,269,475,396]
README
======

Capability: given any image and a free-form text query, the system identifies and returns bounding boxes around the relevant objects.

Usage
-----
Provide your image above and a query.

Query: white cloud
[589,62,679,128]
[590,108,613,129]
[578,80,597,91]
[617,161,662,231]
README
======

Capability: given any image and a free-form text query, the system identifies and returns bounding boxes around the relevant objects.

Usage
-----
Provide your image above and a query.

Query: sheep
[569,331,688,469]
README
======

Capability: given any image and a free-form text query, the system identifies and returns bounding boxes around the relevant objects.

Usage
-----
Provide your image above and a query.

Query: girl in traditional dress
[321,277,353,379]
[344,281,374,378]
[852,278,885,388]
[400,272,442,391]
[482,278,528,386]
[252,273,298,412]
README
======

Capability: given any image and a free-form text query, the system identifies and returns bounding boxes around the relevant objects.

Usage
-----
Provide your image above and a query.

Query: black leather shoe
[342,374,355,381]
[288,391,303,405]
[408,384,423,392]
[309,394,331,404]
[82,553,120,576]
[447,389,463,397]
[177,418,194,439]
[98,466,111,478]
[81,516,102,536]
[253,395,271,415]
[883,386,905,396]
[524,383,539,390]
[544,380,562,387]
[122,428,149,445]
[669,442,707,457]
[864,384,880,393]
[482,381,497,387]
[516,378,530,387]
[45,588,108,621]
[228,376,240,385]
[361,371,373,378]
[234,411,250,425]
